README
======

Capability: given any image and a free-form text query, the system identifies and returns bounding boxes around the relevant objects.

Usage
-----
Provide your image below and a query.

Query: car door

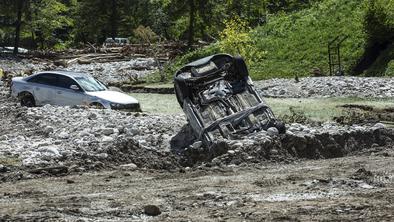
[27,74,59,105]
[54,75,88,106]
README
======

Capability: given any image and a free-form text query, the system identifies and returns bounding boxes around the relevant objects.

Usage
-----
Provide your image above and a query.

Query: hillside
[250,0,367,79]
[162,0,393,81]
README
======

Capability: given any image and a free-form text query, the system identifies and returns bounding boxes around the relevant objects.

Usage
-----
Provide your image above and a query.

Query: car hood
[86,91,139,104]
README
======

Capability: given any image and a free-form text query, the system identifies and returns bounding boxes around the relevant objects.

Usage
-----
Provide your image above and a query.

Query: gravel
[2,58,394,170]
[256,77,394,98]
[0,57,157,85]
[0,86,184,168]
[1,81,393,170]
[66,58,157,85]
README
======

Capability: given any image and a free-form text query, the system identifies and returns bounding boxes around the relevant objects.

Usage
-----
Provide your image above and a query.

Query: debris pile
[257,77,394,98]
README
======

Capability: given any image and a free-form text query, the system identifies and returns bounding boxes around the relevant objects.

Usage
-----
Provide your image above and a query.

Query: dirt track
[1,147,393,221]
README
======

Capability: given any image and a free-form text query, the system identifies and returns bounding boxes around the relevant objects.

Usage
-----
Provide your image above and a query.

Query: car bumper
[110,103,141,112]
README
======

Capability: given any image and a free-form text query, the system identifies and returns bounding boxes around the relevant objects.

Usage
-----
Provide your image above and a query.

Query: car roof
[33,70,91,79]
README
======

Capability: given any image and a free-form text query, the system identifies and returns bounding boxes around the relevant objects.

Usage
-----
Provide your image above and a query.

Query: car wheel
[90,102,104,109]
[274,120,286,134]
[20,93,36,107]
[233,55,249,78]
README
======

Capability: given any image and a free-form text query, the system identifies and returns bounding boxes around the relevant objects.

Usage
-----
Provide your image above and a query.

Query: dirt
[335,104,394,124]
[1,58,394,221]
[0,147,393,221]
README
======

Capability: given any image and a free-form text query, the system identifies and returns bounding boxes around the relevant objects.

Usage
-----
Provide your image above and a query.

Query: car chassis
[174,54,285,147]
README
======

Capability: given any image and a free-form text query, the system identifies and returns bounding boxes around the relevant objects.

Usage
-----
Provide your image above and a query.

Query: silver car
[11,71,141,111]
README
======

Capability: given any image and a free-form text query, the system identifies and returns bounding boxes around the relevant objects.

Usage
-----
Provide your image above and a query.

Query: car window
[28,74,58,86]
[56,75,80,89]
[75,76,106,92]
[28,73,81,90]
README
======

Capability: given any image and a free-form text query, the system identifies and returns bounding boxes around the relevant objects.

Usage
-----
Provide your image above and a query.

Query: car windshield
[74,76,107,92]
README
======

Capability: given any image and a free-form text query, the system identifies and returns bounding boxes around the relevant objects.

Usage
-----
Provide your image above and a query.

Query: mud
[1,58,394,221]
[335,104,394,124]
[0,151,393,221]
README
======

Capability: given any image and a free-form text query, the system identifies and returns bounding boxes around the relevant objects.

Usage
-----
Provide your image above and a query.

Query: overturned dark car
[174,54,285,147]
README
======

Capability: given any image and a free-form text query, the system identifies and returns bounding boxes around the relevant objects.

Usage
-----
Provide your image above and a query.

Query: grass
[132,83,174,89]
[159,0,392,81]
[131,93,182,114]
[266,97,394,122]
[132,93,394,122]
[248,0,368,79]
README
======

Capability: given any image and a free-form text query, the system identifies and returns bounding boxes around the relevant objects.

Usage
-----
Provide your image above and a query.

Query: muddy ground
[1,58,394,221]
[0,148,393,221]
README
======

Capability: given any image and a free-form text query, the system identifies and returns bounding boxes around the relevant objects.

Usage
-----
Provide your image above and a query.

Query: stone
[144,205,161,216]
[373,123,385,129]
[102,128,115,136]
[102,136,114,142]
[120,163,138,170]
[0,164,9,173]
[270,149,279,155]
[44,126,54,134]
[267,127,279,136]
[41,147,61,156]
[58,132,70,139]
[88,113,97,119]
[227,150,235,155]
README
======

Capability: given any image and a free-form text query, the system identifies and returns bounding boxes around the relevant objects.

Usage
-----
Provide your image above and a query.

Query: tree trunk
[13,0,24,55]
[187,0,195,48]
[232,0,242,17]
[110,0,118,39]
[198,1,208,41]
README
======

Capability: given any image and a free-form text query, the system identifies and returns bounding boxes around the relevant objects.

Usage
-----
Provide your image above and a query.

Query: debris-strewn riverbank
[256,77,394,98]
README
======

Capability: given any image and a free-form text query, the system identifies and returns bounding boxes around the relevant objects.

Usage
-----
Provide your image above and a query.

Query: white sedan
[11,71,141,111]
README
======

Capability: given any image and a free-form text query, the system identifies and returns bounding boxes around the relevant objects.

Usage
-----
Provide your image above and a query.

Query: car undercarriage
[174,54,285,147]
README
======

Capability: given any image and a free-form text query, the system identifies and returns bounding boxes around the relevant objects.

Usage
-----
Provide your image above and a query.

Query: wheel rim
[21,96,34,107]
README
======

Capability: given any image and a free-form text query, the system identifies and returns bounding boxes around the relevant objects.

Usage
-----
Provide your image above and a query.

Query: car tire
[274,120,286,134]
[90,102,104,109]
[233,55,249,78]
[20,93,36,107]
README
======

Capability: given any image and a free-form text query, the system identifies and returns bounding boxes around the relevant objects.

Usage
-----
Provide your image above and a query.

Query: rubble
[0,79,393,171]
[0,57,158,86]
[257,77,394,98]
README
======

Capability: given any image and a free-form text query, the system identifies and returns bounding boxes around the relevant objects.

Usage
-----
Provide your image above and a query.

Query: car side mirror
[70,85,80,91]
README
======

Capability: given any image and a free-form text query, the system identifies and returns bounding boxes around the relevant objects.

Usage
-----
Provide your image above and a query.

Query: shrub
[219,17,265,66]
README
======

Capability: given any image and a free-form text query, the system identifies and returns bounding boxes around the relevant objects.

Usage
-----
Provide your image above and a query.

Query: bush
[219,17,265,66]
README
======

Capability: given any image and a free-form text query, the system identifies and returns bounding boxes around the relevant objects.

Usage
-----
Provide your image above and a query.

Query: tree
[13,0,24,54]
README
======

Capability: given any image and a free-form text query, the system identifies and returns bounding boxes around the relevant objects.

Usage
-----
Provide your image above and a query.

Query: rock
[270,149,279,155]
[0,135,8,141]
[102,136,114,142]
[58,131,70,139]
[373,123,385,129]
[44,126,54,134]
[144,205,161,216]
[227,150,235,155]
[102,128,115,136]
[267,127,279,136]
[39,146,61,156]
[120,163,138,170]
[88,113,97,119]
[0,164,9,173]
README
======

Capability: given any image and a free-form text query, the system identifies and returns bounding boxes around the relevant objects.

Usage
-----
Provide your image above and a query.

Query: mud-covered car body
[174,54,285,147]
